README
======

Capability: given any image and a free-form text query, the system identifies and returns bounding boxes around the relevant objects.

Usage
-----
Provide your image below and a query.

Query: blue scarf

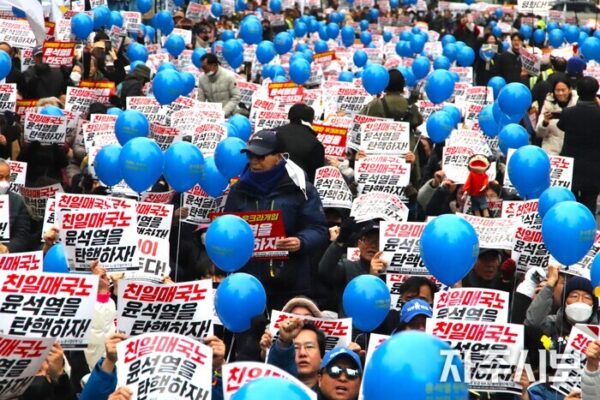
[238,160,287,196]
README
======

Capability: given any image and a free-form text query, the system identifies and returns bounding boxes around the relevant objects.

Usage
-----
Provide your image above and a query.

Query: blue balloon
[192,48,207,69]
[164,142,204,193]
[223,39,244,67]
[591,253,600,289]
[412,27,421,34]
[308,19,319,34]
[153,70,183,105]
[370,8,379,21]
[317,24,328,41]
[520,25,533,40]
[533,29,546,45]
[326,23,340,40]
[206,215,254,273]
[137,0,152,13]
[492,25,503,38]
[40,106,64,116]
[221,30,235,42]
[271,64,286,78]
[343,275,391,332]
[542,201,596,265]
[107,107,122,116]
[294,21,307,37]
[548,22,558,31]
[549,29,564,48]
[426,111,454,143]
[498,82,532,117]
[341,25,355,44]
[339,71,354,82]
[362,64,389,95]
[390,0,399,8]
[488,76,506,100]
[71,13,93,40]
[330,12,343,23]
[145,26,156,42]
[274,32,293,55]
[425,70,455,104]
[44,244,70,274]
[495,7,503,18]
[165,34,185,58]
[508,145,550,199]
[456,46,475,66]
[240,18,262,44]
[270,0,282,12]
[412,56,431,80]
[256,41,276,64]
[360,31,372,46]
[493,101,522,127]
[11,7,26,18]
[360,19,369,31]
[127,42,148,63]
[353,50,368,68]
[119,137,163,193]
[442,105,461,127]
[179,72,196,96]
[314,40,328,54]
[478,104,499,137]
[215,137,248,179]
[232,377,311,400]
[581,37,600,61]
[421,214,479,286]
[399,67,416,87]
[110,11,123,28]
[95,144,122,187]
[395,41,413,57]
[579,31,590,45]
[383,31,392,43]
[215,273,266,332]
[157,62,176,73]
[433,56,450,70]
[400,30,413,42]
[236,0,247,12]
[155,10,174,35]
[538,187,576,218]
[290,59,311,85]
[199,156,229,196]
[93,6,111,30]
[454,41,466,50]
[565,24,579,43]
[228,115,252,142]
[115,110,149,145]
[441,34,456,46]
[410,33,426,54]
[498,123,528,155]
[363,331,468,400]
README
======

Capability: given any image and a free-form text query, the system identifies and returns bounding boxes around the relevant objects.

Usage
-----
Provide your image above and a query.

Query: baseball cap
[320,347,363,373]
[357,221,379,238]
[33,46,43,56]
[240,130,281,156]
[400,298,433,324]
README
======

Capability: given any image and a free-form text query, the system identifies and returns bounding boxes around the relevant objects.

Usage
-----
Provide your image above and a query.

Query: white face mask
[565,302,593,323]
[0,180,10,195]
[207,70,216,77]
[70,71,81,83]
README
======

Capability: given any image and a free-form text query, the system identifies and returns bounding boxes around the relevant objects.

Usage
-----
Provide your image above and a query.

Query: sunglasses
[325,365,361,380]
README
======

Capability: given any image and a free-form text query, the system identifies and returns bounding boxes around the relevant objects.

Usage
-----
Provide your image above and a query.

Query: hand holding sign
[108,387,132,400]
[204,336,226,371]
[586,340,600,372]
[278,317,304,345]
[276,237,301,253]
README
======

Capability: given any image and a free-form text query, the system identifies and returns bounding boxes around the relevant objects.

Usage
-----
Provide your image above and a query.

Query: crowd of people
[4,0,600,399]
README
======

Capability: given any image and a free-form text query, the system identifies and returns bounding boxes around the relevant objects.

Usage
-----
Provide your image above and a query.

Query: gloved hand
[500,258,516,281]
[516,267,547,298]
[336,217,357,246]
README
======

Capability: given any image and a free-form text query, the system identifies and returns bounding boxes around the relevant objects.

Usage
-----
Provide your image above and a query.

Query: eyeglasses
[325,365,361,380]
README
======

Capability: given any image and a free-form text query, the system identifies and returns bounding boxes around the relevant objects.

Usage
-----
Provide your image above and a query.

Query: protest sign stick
[174,193,183,281]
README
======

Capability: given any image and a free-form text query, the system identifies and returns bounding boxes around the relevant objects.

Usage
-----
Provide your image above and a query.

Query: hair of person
[200,53,219,65]
[510,32,524,41]
[552,75,571,91]
[288,103,315,124]
[550,57,567,73]
[0,158,9,170]
[577,76,599,101]
[386,69,405,93]
[398,276,438,297]
[301,322,326,358]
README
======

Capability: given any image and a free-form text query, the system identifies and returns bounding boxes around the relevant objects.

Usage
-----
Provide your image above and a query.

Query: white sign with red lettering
[116,332,213,400]
[222,362,317,400]
[459,213,517,251]
[183,185,227,224]
[433,288,509,324]
[355,156,411,196]
[0,84,16,113]
[0,272,99,348]
[19,184,63,221]
[23,113,67,145]
[117,279,214,339]
[314,167,353,209]
[0,251,42,272]
[379,222,427,275]
[360,121,410,156]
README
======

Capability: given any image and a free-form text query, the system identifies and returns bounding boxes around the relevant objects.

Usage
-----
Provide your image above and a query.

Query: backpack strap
[381,96,392,119]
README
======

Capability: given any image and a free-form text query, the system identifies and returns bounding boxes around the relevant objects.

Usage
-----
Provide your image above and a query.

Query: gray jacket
[197,67,241,117]
[582,367,600,399]
[525,285,599,339]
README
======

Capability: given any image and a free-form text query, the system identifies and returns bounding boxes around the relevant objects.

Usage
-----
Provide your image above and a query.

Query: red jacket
[464,171,488,197]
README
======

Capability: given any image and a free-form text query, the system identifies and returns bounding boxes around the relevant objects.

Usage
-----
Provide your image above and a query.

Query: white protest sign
[23,113,67,145]
[183,185,227,224]
[0,251,42,272]
[459,213,517,251]
[355,156,411,196]
[379,222,428,275]
[433,288,510,324]
[314,167,353,209]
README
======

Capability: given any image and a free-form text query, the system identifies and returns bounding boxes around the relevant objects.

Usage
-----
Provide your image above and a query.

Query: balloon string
[226,335,235,363]
[174,192,183,282]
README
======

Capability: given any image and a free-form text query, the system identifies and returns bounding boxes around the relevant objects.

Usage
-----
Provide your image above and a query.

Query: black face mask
[20,376,52,400]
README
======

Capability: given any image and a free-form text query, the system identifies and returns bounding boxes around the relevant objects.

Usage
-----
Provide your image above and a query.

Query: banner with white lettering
[312,123,348,158]
[116,332,213,400]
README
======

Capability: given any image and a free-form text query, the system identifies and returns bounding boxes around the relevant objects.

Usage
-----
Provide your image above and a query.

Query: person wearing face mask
[69,64,83,87]
[197,53,241,118]
[0,159,31,254]
[525,265,598,344]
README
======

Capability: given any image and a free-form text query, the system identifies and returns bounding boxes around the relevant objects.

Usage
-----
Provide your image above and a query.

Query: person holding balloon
[224,130,328,311]
[197,53,241,118]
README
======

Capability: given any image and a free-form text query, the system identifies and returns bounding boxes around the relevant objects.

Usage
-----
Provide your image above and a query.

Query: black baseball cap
[240,130,282,156]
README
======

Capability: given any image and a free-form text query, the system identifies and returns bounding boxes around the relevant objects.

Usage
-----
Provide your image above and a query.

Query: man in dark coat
[224,130,329,311]
[0,160,30,253]
[558,76,600,214]
[119,63,151,108]
[18,46,67,99]
[494,33,527,84]
[275,103,325,183]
